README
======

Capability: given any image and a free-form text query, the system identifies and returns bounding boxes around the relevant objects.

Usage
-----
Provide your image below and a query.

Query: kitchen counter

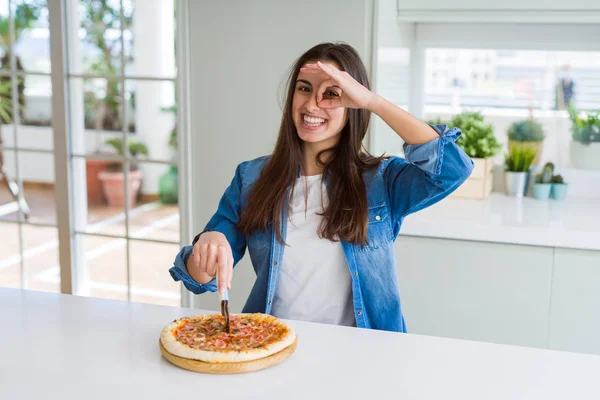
[400,193,600,251]
[2,288,600,399]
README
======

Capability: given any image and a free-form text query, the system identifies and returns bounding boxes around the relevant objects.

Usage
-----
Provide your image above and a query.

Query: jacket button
[375,215,381,221]
[268,300,272,305]
[354,271,358,277]
[273,261,278,266]
[357,310,363,316]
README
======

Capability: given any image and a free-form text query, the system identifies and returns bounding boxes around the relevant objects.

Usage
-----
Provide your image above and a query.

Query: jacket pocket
[359,203,392,251]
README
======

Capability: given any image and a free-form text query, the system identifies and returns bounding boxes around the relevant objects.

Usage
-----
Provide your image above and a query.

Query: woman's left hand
[300,61,378,111]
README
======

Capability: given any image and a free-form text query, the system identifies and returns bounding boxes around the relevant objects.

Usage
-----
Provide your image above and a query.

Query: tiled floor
[0,185,182,306]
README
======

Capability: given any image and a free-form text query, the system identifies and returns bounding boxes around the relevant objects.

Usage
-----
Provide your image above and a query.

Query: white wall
[187,0,374,311]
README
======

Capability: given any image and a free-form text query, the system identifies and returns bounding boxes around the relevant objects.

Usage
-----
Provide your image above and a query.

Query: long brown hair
[238,42,382,245]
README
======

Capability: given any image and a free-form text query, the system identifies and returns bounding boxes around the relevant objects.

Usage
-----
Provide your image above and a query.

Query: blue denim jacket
[170,124,473,332]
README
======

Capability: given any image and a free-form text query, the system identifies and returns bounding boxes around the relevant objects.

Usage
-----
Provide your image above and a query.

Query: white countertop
[400,194,600,251]
[2,288,600,399]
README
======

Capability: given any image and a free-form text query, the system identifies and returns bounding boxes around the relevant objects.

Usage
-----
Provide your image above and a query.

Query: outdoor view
[0,0,181,306]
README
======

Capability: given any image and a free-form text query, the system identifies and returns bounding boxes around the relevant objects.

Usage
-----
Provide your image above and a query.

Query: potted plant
[98,138,148,208]
[532,162,554,200]
[504,146,536,197]
[550,174,568,200]
[158,103,178,204]
[568,103,600,170]
[429,112,501,199]
[507,118,545,165]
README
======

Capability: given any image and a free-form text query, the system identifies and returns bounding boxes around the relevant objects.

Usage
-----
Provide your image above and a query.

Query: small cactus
[534,174,543,184]
[551,175,565,184]
[541,162,554,183]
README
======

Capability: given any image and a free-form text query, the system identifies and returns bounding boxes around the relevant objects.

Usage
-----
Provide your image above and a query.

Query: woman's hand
[300,61,379,111]
[186,231,233,293]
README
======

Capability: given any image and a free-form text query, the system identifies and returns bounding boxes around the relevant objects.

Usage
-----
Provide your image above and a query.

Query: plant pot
[532,183,551,200]
[85,159,112,205]
[98,169,143,208]
[451,157,494,200]
[504,171,529,197]
[159,166,178,204]
[570,141,600,170]
[551,183,568,200]
[508,140,543,165]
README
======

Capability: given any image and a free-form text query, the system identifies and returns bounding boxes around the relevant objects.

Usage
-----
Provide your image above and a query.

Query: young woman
[170,42,473,332]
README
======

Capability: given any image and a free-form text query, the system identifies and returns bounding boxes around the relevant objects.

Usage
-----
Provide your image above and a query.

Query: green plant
[0,80,14,124]
[507,119,545,142]
[161,104,177,151]
[0,1,44,125]
[81,0,133,132]
[505,146,536,172]
[104,137,148,172]
[551,175,565,184]
[568,102,600,145]
[534,162,554,184]
[429,112,501,158]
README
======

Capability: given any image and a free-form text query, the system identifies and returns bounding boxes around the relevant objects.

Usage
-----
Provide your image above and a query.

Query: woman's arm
[368,95,438,145]
[169,162,248,295]
[301,61,473,226]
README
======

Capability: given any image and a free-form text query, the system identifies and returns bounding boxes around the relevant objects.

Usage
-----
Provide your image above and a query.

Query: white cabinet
[396,236,554,348]
[396,236,600,356]
[395,0,600,22]
[548,248,600,355]
[396,0,600,11]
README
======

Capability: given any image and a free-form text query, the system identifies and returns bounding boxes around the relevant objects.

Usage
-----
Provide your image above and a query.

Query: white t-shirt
[271,174,356,327]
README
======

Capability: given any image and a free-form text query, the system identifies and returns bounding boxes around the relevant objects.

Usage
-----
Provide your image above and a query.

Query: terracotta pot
[98,169,143,208]
[85,159,112,205]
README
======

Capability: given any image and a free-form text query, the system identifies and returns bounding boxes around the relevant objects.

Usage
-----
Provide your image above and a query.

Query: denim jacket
[170,124,473,332]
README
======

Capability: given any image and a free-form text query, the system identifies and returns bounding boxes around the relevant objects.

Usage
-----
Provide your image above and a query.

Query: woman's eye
[298,86,310,92]
[325,90,340,97]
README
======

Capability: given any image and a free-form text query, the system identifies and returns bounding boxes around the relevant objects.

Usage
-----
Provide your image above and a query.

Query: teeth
[303,114,325,124]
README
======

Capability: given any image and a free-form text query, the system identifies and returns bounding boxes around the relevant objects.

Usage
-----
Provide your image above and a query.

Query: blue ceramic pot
[532,183,551,200]
[551,183,568,200]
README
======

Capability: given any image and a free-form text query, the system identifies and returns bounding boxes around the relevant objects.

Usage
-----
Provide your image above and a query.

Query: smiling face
[292,60,348,151]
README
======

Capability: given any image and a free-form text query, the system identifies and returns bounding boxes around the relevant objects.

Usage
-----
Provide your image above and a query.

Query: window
[65,0,181,306]
[0,0,187,307]
[0,0,58,293]
[425,49,600,112]
[373,22,600,176]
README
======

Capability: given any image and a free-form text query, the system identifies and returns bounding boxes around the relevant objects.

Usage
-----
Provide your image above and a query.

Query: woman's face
[292,60,348,150]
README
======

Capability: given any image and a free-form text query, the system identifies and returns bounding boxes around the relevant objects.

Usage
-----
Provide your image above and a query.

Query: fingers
[227,252,234,290]
[318,98,344,109]
[199,243,208,273]
[317,60,341,77]
[206,243,218,277]
[193,244,201,268]
[315,78,336,103]
[193,232,234,291]
[300,61,342,79]
[217,245,229,294]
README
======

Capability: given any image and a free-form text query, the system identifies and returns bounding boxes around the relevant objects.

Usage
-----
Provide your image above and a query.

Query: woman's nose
[305,92,320,112]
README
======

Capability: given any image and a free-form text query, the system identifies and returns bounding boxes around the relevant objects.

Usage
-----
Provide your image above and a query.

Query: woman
[170,42,473,332]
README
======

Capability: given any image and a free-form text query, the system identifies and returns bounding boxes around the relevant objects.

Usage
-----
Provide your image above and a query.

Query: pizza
[160,313,296,363]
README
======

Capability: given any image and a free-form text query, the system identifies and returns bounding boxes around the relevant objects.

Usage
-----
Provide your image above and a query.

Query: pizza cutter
[216,270,231,334]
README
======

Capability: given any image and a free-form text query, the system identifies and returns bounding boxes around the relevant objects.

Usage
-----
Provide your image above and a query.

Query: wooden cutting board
[159,337,298,374]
